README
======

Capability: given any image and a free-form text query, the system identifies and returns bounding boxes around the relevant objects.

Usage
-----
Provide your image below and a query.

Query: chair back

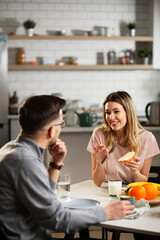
[148,166,160,183]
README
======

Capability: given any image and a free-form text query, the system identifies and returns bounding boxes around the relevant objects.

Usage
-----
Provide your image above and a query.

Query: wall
[0,0,160,116]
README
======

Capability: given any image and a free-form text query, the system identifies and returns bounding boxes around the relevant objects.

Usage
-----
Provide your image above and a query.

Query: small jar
[125,50,131,64]
[129,51,135,64]
[107,50,116,64]
[16,48,26,64]
[120,51,126,64]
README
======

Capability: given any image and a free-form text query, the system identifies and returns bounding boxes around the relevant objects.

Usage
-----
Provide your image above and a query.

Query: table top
[70,180,160,236]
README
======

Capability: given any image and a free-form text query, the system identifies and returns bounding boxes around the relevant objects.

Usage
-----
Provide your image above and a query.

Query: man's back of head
[18,95,66,134]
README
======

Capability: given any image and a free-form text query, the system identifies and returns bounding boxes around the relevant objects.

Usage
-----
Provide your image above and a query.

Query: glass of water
[57,172,71,198]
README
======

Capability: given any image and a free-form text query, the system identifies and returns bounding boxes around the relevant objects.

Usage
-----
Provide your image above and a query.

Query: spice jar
[120,51,126,64]
[107,50,116,64]
[16,48,26,64]
[125,50,131,64]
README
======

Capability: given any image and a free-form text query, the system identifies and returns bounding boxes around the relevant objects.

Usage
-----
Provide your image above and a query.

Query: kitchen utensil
[145,101,160,125]
[101,141,117,164]
[87,30,98,36]
[75,112,97,127]
[57,29,66,36]
[71,30,87,36]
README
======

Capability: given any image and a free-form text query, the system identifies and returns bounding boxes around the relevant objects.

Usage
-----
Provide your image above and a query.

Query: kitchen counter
[8,114,160,132]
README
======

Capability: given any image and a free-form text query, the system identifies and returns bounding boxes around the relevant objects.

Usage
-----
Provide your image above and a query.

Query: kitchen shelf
[8,35,153,42]
[8,64,153,71]
[8,35,154,71]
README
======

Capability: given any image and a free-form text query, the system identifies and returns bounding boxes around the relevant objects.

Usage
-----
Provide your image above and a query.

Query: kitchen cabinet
[8,35,153,71]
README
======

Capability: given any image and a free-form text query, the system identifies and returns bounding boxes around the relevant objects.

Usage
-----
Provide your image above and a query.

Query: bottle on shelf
[9,91,19,114]
[16,48,26,64]
[107,50,116,64]
[9,91,18,105]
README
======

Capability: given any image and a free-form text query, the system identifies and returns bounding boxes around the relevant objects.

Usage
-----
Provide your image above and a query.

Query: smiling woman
[104,101,127,134]
[87,91,160,187]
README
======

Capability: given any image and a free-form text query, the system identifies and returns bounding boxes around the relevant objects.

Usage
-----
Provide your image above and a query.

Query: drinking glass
[57,172,71,198]
[108,180,122,197]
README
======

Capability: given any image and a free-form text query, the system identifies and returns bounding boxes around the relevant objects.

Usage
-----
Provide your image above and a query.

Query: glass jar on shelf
[107,50,116,64]
[120,51,126,64]
[16,48,26,64]
[125,50,131,64]
[129,50,135,64]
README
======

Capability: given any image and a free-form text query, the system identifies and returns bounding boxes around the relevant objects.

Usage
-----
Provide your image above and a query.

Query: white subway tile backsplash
[55,4,70,11]
[0,3,7,10]
[39,3,55,11]
[8,3,23,10]
[1,11,15,18]
[2,0,160,115]
[31,11,46,19]
[70,4,85,11]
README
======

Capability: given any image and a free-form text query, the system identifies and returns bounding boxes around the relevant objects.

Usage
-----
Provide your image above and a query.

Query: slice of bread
[118,151,135,163]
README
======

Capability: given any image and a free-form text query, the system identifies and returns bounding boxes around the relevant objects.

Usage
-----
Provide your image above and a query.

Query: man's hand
[105,200,135,220]
[48,138,67,164]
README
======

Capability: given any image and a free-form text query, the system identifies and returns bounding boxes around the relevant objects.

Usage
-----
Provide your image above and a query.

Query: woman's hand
[93,143,110,164]
[124,156,140,175]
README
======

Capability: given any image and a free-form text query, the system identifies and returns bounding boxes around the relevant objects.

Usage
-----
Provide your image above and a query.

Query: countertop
[8,114,160,132]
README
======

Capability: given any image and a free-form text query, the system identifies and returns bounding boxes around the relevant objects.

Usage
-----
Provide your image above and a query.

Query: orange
[128,185,146,200]
[143,183,158,200]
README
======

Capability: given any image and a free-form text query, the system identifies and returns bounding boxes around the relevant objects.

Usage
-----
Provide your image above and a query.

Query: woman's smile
[110,121,119,128]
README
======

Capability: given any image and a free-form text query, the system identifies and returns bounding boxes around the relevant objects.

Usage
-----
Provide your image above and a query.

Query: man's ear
[48,126,54,138]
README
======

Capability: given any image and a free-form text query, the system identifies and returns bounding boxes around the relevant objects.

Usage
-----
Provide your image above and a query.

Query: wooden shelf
[8,35,153,42]
[8,64,153,71]
[8,35,154,71]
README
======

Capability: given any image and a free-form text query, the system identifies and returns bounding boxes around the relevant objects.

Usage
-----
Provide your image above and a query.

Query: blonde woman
[87,91,160,186]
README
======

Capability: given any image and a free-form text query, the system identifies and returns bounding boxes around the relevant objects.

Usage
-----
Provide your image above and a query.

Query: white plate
[61,198,100,209]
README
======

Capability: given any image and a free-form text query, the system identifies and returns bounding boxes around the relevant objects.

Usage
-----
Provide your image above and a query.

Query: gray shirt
[0,135,107,240]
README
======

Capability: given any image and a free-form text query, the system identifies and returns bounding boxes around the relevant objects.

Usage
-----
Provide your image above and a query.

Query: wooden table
[69,180,160,239]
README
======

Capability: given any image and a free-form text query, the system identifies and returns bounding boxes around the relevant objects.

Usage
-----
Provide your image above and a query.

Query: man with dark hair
[0,95,134,240]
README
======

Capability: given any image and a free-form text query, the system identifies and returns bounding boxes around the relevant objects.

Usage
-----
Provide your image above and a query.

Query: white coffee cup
[58,172,71,198]
[108,180,122,197]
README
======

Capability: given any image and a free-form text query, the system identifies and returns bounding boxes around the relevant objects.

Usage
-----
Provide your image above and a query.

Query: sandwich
[118,151,135,163]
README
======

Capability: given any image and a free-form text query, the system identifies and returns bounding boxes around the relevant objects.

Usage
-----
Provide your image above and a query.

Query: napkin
[124,198,150,219]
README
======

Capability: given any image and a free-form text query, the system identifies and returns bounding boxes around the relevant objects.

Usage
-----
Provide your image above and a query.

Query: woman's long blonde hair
[102,91,144,155]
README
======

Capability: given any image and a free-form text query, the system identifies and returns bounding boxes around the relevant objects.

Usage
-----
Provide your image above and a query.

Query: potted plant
[127,22,136,36]
[23,19,36,37]
[138,48,152,64]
